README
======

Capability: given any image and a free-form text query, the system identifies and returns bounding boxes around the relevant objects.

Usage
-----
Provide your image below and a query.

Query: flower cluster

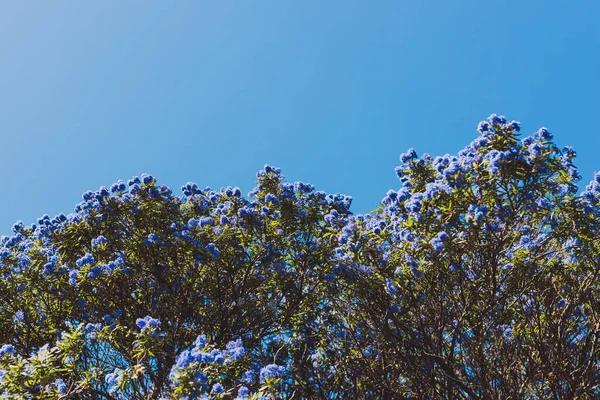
[168,334,283,399]
[136,316,162,334]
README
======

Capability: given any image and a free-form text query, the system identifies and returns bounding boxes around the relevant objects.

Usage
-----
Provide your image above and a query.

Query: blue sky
[0,1,598,232]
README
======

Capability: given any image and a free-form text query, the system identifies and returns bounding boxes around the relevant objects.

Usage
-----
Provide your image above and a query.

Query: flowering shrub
[0,115,599,398]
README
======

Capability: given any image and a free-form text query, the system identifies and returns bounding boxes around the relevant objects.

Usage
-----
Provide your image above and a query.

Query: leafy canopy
[1,115,600,399]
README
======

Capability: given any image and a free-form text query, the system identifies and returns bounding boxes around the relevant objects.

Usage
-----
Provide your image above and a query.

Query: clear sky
[0,1,598,233]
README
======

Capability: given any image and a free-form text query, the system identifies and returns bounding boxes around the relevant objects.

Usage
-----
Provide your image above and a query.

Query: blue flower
[237,386,250,399]
[194,334,207,349]
[187,218,198,229]
[264,193,280,206]
[91,235,107,248]
[0,344,15,356]
[82,191,94,201]
[260,364,286,383]
[199,216,213,227]
[443,162,460,179]
[103,314,115,326]
[534,127,553,141]
[507,120,521,131]
[399,148,417,163]
[404,197,422,213]
[14,311,24,324]
[69,270,79,286]
[477,120,490,132]
[141,173,155,185]
[54,378,68,395]
[87,267,101,279]
[43,262,55,275]
[535,197,550,208]
[181,182,199,196]
[136,316,161,333]
[212,383,224,394]
[205,243,220,259]
[521,136,534,146]
[129,183,142,195]
[11,221,24,233]
[262,164,282,175]
[76,253,95,268]
[84,323,101,335]
[105,368,122,392]
[229,346,245,361]
[214,353,225,364]
[238,207,253,217]
[98,186,110,198]
[519,236,534,250]
[411,266,424,279]
[487,114,506,125]
[242,369,256,384]
[144,233,160,245]
[385,278,397,296]
[431,231,449,252]
[110,180,126,193]
[294,181,314,193]
[528,143,544,158]
[226,338,245,360]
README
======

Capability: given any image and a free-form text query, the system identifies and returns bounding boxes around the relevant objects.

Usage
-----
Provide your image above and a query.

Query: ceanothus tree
[1,114,600,399]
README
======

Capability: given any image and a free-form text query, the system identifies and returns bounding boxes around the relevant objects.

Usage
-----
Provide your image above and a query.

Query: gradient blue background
[1,1,598,232]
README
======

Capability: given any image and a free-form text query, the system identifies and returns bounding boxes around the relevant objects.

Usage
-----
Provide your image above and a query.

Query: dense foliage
[1,115,600,399]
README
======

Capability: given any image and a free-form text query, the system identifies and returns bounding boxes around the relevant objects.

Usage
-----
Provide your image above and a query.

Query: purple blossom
[136,316,162,333]
[205,243,220,259]
[399,148,417,163]
[260,364,286,383]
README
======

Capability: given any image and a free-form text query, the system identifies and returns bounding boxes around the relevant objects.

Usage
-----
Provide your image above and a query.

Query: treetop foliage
[1,114,600,398]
